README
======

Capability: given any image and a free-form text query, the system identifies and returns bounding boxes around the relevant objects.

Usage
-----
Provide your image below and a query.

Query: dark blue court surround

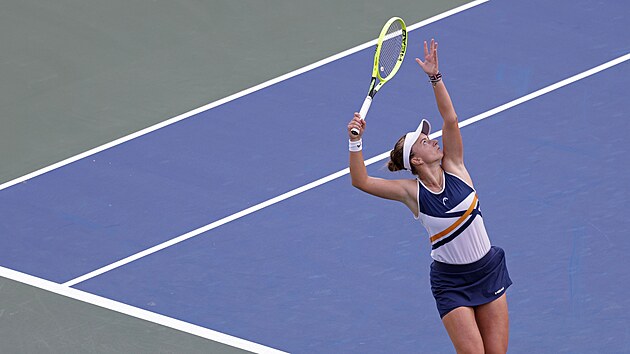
[1,0,629,352]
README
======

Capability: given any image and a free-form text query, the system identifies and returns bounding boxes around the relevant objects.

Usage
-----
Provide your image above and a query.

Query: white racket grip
[352,96,372,135]
[359,96,372,120]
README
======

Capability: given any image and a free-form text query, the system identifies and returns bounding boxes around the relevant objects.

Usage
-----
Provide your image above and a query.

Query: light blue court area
[1,0,629,352]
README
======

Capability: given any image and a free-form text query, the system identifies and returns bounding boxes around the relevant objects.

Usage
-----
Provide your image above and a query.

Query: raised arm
[415,39,472,184]
[347,113,418,213]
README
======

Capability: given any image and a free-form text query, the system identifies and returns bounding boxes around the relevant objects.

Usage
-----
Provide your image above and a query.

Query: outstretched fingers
[416,39,440,75]
[416,40,429,70]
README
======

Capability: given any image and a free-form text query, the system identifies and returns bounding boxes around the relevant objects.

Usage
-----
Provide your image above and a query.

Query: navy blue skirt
[430,246,512,318]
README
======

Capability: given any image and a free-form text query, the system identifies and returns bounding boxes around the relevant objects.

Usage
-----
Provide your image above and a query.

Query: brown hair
[387,135,417,175]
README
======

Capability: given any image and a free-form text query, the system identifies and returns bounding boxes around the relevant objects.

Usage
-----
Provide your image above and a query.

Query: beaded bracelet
[429,72,442,87]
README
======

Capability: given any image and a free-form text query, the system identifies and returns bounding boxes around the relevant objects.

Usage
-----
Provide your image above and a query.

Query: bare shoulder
[376,177,419,214]
[386,177,419,201]
[399,177,419,196]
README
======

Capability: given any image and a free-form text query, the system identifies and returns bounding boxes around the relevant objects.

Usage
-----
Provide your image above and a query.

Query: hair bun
[388,149,405,172]
[387,160,401,172]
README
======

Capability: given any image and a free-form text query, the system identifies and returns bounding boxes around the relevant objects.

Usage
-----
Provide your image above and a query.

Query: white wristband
[349,139,362,152]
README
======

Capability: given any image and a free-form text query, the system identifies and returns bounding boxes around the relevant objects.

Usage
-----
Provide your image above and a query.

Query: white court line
[0,0,489,193]
[64,53,630,287]
[0,266,289,354]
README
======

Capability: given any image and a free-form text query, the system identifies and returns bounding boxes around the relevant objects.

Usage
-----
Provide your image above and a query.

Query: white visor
[402,119,431,171]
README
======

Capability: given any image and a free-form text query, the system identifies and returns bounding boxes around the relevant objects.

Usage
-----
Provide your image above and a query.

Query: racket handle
[352,96,373,135]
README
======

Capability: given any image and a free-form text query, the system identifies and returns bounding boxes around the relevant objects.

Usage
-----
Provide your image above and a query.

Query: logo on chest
[442,197,448,206]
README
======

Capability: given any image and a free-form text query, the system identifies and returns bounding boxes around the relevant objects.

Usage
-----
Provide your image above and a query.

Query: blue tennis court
[1,0,629,352]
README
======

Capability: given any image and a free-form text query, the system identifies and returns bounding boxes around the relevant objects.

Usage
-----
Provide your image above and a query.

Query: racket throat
[367,77,378,97]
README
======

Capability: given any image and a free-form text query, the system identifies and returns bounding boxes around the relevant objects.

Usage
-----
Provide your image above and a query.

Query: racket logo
[398,30,407,61]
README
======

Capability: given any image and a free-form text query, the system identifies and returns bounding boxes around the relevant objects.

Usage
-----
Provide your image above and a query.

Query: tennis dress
[416,171,512,318]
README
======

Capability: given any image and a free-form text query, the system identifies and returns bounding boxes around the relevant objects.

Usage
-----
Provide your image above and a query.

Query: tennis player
[347,39,512,353]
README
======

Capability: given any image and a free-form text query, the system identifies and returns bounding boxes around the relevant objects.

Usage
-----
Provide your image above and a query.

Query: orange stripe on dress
[429,194,478,243]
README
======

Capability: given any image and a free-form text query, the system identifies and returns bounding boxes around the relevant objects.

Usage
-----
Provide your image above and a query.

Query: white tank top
[415,171,491,264]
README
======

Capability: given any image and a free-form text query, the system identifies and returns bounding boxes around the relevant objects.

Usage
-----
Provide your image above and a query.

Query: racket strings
[378,21,404,78]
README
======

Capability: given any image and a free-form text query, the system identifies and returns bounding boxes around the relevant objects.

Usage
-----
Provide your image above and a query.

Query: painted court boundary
[64,53,630,287]
[0,0,488,193]
[0,266,288,354]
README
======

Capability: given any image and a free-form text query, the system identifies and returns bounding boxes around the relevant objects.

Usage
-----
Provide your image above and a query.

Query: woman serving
[347,39,512,353]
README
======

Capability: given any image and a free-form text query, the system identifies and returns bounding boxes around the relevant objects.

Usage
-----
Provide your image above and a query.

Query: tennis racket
[351,17,407,135]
